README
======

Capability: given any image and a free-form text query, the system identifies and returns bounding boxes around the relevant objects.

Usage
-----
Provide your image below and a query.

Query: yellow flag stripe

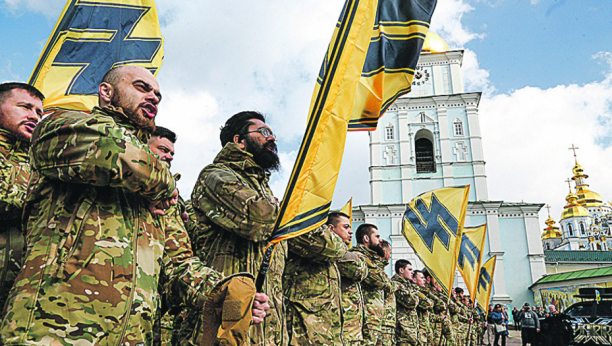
[272,0,376,235]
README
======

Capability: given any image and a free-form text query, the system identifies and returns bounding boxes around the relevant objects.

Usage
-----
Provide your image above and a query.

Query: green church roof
[533,266,612,285]
[544,250,612,263]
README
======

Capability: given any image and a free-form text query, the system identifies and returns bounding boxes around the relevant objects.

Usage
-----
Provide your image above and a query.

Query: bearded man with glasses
[175,111,286,346]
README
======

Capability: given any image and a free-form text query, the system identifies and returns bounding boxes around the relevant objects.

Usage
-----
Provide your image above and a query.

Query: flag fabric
[341,198,353,248]
[347,0,437,131]
[457,223,488,301]
[475,255,497,310]
[401,186,470,296]
[341,198,353,220]
[270,0,437,245]
[30,0,164,112]
[596,289,601,304]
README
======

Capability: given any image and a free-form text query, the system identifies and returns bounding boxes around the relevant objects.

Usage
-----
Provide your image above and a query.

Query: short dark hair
[326,211,350,228]
[355,223,377,244]
[101,66,125,87]
[0,82,44,106]
[381,239,391,250]
[413,269,423,277]
[395,259,411,274]
[454,287,464,295]
[152,126,177,143]
[422,268,432,279]
[220,111,266,146]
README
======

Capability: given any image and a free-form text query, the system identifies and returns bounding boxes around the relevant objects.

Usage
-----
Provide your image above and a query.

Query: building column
[484,202,512,303]
[521,205,547,283]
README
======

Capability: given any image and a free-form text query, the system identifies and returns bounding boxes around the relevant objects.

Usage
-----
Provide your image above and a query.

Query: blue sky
[461,0,612,93]
[1,0,612,227]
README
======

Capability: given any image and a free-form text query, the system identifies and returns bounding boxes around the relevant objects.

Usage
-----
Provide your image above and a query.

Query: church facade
[352,36,547,307]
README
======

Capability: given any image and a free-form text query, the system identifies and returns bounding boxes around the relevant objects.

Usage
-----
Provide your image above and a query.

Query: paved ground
[481,329,523,346]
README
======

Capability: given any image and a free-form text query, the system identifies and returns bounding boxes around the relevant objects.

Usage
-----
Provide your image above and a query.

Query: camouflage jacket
[391,274,423,345]
[351,244,397,333]
[189,142,286,346]
[283,225,347,345]
[0,129,29,308]
[338,247,368,344]
[0,107,227,346]
[380,259,396,333]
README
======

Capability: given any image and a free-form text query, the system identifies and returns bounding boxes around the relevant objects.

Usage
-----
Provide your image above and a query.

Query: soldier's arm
[363,259,398,292]
[287,225,347,262]
[192,167,277,242]
[337,251,368,282]
[30,112,175,201]
[394,283,419,309]
[416,290,433,310]
[160,205,227,308]
[0,164,26,220]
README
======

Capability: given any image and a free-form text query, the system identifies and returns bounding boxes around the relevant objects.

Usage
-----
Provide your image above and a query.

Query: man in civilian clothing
[518,303,540,346]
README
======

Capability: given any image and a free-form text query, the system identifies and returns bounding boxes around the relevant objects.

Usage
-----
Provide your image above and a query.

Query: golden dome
[421,32,449,53]
[542,215,562,239]
[571,162,603,207]
[561,192,590,220]
[573,163,585,177]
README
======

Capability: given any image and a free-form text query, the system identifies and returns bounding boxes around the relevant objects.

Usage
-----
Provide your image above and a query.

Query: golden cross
[565,178,573,192]
[569,144,579,163]
[546,204,551,216]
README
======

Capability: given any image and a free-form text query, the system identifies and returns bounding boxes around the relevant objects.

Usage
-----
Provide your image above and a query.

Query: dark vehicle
[539,287,612,346]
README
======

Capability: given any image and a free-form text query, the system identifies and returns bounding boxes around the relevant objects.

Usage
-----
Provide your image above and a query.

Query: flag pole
[255,243,277,292]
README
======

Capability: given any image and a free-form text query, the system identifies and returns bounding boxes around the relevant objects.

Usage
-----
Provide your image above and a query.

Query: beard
[244,135,280,171]
[368,242,386,257]
[112,92,155,132]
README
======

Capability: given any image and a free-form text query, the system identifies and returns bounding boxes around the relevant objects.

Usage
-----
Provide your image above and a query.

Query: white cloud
[462,49,495,94]
[429,0,486,48]
[0,0,64,18]
[480,56,612,226]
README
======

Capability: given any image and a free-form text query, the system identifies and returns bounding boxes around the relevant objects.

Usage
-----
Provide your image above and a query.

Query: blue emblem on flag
[458,233,480,270]
[478,267,491,293]
[403,193,459,252]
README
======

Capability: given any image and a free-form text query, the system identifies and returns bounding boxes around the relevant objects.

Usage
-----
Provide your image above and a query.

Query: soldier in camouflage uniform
[183,111,286,346]
[0,83,43,309]
[283,211,349,345]
[452,288,472,346]
[413,270,433,345]
[0,66,266,345]
[353,224,398,346]
[378,240,396,346]
[332,213,368,345]
[392,260,425,346]
[146,126,185,346]
[423,271,455,346]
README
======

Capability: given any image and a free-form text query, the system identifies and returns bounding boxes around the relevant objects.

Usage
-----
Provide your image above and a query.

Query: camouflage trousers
[418,321,432,345]
[376,326,395,346]
[286,301,343,345]
[363,326,382,346]
[432,319,455,346]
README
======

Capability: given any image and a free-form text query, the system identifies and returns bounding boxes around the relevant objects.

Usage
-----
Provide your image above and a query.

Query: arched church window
[385,124,395,141]
[454,119,464,136]
[568,223,574,237]
[580,222,586,236]
[415,129,435,173]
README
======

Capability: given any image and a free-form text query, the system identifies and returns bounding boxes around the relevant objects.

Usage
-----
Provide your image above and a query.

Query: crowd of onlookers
[484,303,560,346]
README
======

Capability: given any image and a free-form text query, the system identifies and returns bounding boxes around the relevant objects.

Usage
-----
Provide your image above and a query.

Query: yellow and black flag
[30,0,164,112]
[347,0,435,131]
[255,0,437,291]
[475,255,497,311]
[341,198,353,221]
[457,223,488,301]
[401,186,469,296]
